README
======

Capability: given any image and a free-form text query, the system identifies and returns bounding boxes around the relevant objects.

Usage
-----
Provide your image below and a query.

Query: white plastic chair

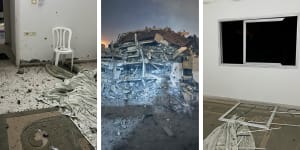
[52,27,74,71]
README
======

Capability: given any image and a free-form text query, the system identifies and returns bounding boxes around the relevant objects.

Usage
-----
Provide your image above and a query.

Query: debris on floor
[162,126,174,137]
[101,117,142,150]
[204,99,300,150]
[0,53,9,60]
[218,103,278,129]
[0,60,96,149]
[204,116,256,150]
[0,61,95,114]
[38,69,97,148]
[0,60,60,114]
[16,68,25,74]
[45,64,74,79]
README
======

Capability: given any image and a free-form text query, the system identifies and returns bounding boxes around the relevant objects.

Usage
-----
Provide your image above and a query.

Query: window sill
[220,63,297,69]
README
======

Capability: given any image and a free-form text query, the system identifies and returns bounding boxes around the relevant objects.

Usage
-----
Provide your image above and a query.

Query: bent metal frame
[218,102,278,129]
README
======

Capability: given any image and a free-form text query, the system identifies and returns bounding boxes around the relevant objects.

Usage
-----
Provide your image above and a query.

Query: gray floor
[204,97,300,150]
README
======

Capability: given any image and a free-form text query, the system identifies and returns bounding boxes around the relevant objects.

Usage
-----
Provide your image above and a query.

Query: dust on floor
[204,98,300,150]
[0,60,97,149]
[0,60,96,114]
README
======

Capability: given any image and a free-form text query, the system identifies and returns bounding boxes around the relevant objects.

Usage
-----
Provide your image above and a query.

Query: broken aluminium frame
[218,102,278,129]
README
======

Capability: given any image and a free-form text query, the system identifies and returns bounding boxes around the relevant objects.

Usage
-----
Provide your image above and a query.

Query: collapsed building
[102,27,199,114]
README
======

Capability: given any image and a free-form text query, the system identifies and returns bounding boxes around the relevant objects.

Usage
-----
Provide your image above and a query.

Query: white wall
[204,0,300,106]
[10,0,16,57]
[14,0,96,64]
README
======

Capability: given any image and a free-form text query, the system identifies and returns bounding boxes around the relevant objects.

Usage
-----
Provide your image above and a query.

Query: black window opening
[221,16,298,66]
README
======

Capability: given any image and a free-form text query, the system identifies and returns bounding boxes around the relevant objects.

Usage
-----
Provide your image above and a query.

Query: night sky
[101,0,199,44]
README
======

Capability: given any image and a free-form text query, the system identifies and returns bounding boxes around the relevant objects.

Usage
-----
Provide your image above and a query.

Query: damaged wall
[14,0,96,65]
[204,0,300,106]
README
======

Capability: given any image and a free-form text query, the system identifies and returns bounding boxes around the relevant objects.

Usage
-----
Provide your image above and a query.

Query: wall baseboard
[19,59,97,67]
[204,95,300,110]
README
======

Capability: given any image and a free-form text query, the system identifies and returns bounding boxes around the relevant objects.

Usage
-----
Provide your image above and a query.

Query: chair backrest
[52,27,72,50]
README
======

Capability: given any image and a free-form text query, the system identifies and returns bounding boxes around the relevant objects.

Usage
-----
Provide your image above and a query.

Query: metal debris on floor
[204,116,256,150]
[38,69,97,148]
[218,103,278,129]
[204,100,300,150]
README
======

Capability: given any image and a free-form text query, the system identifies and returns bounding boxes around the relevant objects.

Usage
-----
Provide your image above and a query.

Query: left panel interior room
[0,0,97,149]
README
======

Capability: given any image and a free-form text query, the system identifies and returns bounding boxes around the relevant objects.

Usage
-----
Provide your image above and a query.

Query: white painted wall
[204,0,300,106]
[14,0,96,64]
[10,0,16,57]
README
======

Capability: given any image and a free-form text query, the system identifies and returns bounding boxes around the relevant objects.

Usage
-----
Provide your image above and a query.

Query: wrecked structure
[101,27,199,150]
[102,27,199,113]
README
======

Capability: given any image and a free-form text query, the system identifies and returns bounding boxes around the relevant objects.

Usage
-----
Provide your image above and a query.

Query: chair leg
[71,53,74,71]
[55,53,60,66]
[52,52,56,65]
[61,55,64,65]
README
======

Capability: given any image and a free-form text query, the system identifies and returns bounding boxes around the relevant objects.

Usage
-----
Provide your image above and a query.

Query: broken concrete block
[90,127,97,133]
[162,126,174,137]
[183,93,192,102]
[50,146,59,150]
[173,47,188,59]
[16,68,25,74]
[27,89,32,93]
[154,33,169,46]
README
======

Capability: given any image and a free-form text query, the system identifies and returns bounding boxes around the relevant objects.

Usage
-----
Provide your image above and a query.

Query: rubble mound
[102,28,199,114]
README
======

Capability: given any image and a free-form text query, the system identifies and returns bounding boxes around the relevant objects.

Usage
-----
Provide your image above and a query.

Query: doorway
[0,0,14,64]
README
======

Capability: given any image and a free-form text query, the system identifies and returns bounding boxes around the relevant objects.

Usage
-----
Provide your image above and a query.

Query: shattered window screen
[223,103,276,126]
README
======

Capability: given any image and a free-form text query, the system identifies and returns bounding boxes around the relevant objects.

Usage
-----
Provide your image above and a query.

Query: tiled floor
[0,60,96,114]
[204,97,300,150]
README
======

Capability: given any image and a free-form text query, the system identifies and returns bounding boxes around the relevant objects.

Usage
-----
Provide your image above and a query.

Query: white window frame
[218,102,278,129]
[219,14,299,68]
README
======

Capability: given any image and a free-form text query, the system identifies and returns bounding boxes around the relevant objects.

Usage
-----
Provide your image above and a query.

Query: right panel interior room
[204,0,300,150]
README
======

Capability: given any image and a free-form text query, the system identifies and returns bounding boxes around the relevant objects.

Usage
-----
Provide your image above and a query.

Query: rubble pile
[102,62,163,106]
[115,27,189,47]
[102,27,199,113]
[102,117,141,150]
